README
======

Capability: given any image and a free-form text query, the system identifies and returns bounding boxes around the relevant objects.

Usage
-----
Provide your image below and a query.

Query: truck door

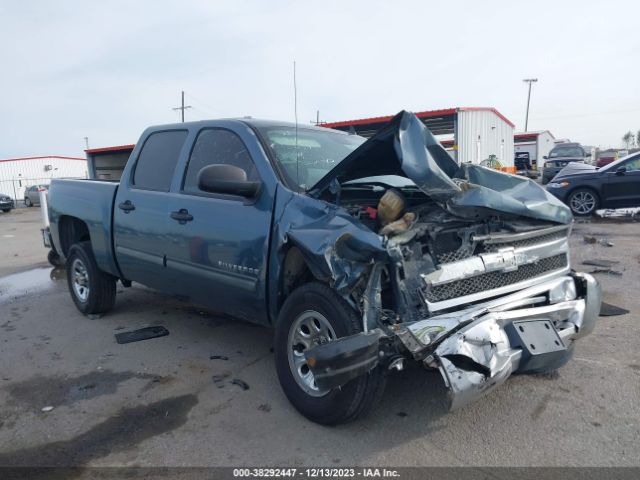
[113,129,188,290]
[164,127,272,324]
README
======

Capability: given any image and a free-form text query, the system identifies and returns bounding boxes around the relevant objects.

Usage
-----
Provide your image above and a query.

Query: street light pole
[522,78,538,132]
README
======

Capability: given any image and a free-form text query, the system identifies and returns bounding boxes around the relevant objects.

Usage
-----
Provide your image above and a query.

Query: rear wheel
[274,283,385,425]
[24,197,32,207]
[568,188,599,216]
[66,241,116,315]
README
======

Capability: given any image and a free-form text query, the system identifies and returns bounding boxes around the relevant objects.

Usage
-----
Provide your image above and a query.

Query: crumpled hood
[311,111,573,225]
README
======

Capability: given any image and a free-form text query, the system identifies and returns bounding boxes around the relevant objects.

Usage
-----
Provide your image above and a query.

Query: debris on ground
[41,406,54,412]
[582,259,620,268]
[583,235,614,247]
[599,302,630,316]
[231,379,250,391]
[595,208,639,221]
[258,403,272,412]
[209,355,229,361]
[212,373,229,388]
[114,326,169,344]
[590,268,623,276]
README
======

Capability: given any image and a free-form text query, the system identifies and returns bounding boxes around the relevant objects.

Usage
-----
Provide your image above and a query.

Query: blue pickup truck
[46,111,601,424]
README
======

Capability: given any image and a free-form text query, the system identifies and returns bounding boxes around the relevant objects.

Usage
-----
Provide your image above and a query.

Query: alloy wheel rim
[71,258,90,302]
[287,310,336,397]
[570,191,595,214]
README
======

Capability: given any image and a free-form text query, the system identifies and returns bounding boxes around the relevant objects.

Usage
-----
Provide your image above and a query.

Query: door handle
[118,200,135,213]
[170,209,194,224]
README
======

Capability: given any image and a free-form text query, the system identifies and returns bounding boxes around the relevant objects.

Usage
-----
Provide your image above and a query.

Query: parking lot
[1,207,639,468]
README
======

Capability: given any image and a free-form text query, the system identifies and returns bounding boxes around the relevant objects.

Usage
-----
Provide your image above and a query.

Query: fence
[0,176,86,206]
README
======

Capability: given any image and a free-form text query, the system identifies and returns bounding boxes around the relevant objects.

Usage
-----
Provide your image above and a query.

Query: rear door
[602,155,640,207]
[113,129,188,289]
[164,127,273,323]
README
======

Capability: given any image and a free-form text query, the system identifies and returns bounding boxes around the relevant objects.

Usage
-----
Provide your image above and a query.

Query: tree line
[622,130,640,149]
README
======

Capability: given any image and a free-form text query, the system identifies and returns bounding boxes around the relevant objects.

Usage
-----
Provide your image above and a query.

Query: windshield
[258,126,366,190]
[549,146,584,158]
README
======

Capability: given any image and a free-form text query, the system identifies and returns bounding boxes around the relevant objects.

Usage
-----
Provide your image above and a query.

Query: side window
[133,130,188,191]
[183,129,258,195]
[624,157,640,171]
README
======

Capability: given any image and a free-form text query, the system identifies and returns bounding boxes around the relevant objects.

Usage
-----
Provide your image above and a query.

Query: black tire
[567,188,599,216]
[274,283,386,425]
[66,241,116,315]
[47,249,63,267]
[24,197,32,207]
[1,208,10,213]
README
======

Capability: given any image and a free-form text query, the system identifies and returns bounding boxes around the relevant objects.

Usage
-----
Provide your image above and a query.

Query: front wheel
[274,283,385,425]
[1,208,10,213]
[568,188,599,216]
[66,241,116,315]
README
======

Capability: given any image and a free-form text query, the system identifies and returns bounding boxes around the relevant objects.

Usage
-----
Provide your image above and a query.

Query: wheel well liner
[58,216,91,257]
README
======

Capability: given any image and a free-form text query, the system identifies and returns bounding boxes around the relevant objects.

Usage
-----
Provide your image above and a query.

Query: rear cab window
[133,130,188,191]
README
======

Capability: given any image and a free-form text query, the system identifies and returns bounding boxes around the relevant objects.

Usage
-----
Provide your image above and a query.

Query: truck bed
[48,178,121,277]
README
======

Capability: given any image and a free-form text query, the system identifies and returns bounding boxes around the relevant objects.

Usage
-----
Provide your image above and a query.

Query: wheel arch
[58,215,91,257]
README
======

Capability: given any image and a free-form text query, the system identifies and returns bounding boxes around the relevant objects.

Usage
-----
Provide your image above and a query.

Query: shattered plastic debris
[583,235,614,247]
[599,302,630,316]
[114,326,169,344]
[212,373,229,388]
[590,268,622,276]
[209,355,229,361]
[231,379,250,390]
[582,259,620,268]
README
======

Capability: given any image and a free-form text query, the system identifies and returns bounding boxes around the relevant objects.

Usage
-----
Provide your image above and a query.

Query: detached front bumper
[306,272,601,410]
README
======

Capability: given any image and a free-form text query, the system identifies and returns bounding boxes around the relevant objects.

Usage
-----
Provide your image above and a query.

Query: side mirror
[197,164,261,197]
[543,155,548,160]
[616,166,627,175]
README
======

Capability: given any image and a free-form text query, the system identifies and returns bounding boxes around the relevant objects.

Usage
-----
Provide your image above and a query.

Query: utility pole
[311,110,322,125]
[83,137,89,149]
[522,78,538,132]
[172,90,192,122]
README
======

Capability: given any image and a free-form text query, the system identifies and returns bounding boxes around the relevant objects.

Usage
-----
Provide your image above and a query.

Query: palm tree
[622,131,635,149]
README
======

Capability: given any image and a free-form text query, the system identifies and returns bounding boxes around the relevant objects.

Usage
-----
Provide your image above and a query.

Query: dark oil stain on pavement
[4,370,163,410]
[0,394,198,468]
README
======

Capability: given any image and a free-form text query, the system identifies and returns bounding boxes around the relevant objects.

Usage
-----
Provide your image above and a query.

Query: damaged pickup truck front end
[279,111,601,411]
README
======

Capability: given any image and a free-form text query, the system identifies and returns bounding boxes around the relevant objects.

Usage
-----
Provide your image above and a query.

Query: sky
[1,0,639,158]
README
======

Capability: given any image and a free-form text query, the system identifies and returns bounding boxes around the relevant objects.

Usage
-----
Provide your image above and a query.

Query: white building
[514,131,556,169]
[0,155,88,202]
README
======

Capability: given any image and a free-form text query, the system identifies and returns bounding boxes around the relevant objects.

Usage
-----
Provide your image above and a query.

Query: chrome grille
[424,254,568,303]
[481,230,567,253]
[436,248,474,264]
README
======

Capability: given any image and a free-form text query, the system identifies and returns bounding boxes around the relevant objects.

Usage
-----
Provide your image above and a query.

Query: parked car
[24,185,48,207]
[0,193,15,212]
[541,143,590,184]
[596,155,616,168]
[44,111,601,424]
[514,152,539,179]
[546,152,640,215]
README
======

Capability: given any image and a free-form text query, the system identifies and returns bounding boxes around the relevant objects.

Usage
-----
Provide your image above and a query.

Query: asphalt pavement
[0,208,638,468]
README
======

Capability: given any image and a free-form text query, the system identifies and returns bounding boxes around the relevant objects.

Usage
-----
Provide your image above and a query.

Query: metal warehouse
[514,130,556,169]
[0,155,87,203]
[322,107,515,171]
